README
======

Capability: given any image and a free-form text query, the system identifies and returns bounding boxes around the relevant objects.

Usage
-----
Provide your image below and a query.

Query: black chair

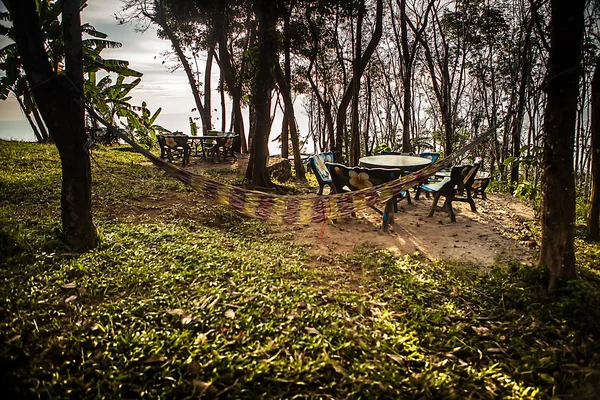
[326,162,411,231]
[472,172,491,200]
[157,134,191,166]
[206,134,238,162]
[416,164,480,222]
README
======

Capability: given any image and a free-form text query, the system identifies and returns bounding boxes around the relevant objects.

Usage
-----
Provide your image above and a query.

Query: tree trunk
[587,56,600,240]
[275,64,305,180]
[15,94,44,142]
[204,45,214,133]
[306,11,335,153]
[335,0,383,162]
[280,6,293,160]
[349,0,365,167]
[219,78,226,131]
[510,20,533,183]
[539,0,585,292]
[214,7,247,152]
[246,0,277,187]
[153,3,209,133]
[400,0,412,153]
[6,0,97,251]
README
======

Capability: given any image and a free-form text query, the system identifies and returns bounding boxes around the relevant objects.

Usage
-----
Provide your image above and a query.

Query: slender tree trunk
[219,78,226,132]
[306,11,335,153]
[539,0,585,292]
[153,6,209,133]
[6,0,97,251]
[275,64,305,180]
[400,0,412,153]
[335,0,383,162]
[280,7,293,160]
[30,102,50,142]
[349,1,365,166]
[15,94,43,142]
[204,45,214,132]
[245,0,277,187]
[587,56,600,240]
[511,20,533,183]
[214,6,248,152]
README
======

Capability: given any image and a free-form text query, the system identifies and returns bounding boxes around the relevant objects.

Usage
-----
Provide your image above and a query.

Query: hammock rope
[86,105,502,225]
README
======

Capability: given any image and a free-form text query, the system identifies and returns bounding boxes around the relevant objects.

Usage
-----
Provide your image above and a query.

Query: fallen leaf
[487,347,504,353]
[181,313,193,326]
[64,295,78,304]
[305,327,319,335]
[224,309,235,319]
[61,282,77,289]
[387,353,406,365]
[166,309,185,315]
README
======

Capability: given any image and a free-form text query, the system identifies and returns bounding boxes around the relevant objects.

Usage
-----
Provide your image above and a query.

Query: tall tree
[337,0,383,165]
[245,0,278,186]
[538,0,586,291]
[120,0,211,134]
[2,0,97,251]
[588,56,600,240]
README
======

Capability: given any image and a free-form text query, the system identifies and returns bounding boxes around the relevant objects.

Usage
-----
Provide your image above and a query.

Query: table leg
[382,199,394,232]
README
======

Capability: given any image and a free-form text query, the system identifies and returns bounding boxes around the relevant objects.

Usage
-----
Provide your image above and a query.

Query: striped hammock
[87,106,499,225]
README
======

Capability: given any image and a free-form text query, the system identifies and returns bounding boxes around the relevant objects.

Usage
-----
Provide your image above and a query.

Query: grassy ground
[2,141,600,399]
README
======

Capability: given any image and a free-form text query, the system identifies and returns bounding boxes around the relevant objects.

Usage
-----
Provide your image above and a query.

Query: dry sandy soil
[280,192,537,268]
[185,154,538,268]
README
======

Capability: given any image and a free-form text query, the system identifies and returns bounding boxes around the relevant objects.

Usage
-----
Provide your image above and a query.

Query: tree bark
[204,44,214,132]
[214,5,247,152]
[245,0,277,187]
[349,0,365,166]
[275,64,305,180]
[5,0,97,251]
[539,0,585,292]
[399,0,412,153]
[587,56,600,240]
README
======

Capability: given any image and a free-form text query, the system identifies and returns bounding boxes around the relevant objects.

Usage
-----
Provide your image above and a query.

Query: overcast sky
[0,0,305,153]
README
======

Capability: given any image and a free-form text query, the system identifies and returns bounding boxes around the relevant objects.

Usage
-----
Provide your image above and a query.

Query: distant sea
[0,120,36,142]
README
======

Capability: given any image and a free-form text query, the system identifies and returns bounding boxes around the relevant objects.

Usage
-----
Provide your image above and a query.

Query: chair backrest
[161,135,189,149]
[309,152,334,184]
[157,134,167,148]
[326,162,402,193]
[419,152,440,163]
[449,163,480,191]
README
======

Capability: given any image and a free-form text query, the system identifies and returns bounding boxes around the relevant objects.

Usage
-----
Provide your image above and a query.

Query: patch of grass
[2,141,600,398]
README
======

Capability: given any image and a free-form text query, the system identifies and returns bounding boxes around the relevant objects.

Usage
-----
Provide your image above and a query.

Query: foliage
[513,180,541,212]
[373,142,391,155]
[1,141,600,398]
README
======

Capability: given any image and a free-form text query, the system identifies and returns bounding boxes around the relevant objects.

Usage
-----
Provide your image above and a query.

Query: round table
[358,155,431,172]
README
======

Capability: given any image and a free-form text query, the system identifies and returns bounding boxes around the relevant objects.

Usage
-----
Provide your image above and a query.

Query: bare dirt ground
[278,192,537,268]
[184,154,538,268]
